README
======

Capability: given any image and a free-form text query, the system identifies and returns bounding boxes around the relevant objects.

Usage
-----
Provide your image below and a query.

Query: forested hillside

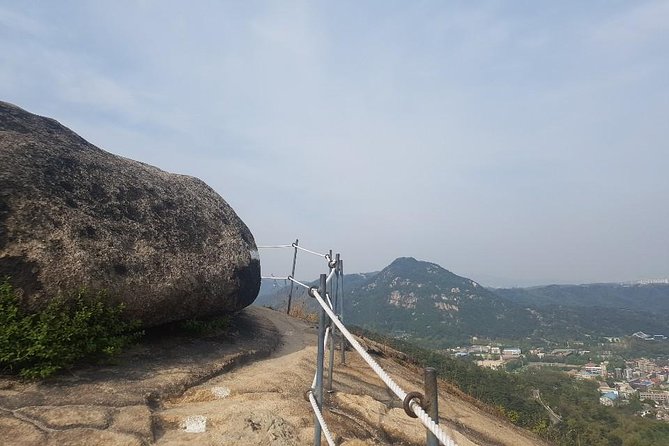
[343,257,535,346]
[357,329,669,446]
[496,283,669,338]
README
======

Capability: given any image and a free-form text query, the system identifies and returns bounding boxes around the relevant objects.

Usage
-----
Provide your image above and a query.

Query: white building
[582,363,607,378]
[502,348,521,358]
[639,392,669,404]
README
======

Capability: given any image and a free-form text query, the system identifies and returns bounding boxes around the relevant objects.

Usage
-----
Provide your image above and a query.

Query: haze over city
[1,1,667,286]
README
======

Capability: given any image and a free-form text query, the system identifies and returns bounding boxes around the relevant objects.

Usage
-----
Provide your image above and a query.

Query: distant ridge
[256,257,669,346]
[622,279,669,286]
[495,281,669,339]
[495,281,669,312]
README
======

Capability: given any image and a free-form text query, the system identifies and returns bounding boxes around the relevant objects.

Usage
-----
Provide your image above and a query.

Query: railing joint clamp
[304,389,314,402]
[308,287,318,298]
[403,391,424,418]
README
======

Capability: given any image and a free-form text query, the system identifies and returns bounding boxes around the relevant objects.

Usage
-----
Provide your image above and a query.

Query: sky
[1,1,667,287]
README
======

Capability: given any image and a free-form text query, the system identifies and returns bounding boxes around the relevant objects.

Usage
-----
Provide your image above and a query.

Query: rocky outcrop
[0,101,259,326]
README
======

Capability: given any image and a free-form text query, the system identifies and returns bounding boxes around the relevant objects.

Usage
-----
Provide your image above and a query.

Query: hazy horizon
[260,251,669,289]
[2,1,667,286]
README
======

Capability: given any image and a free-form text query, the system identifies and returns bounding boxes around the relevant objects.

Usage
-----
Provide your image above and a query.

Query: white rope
[312,290,458,446]
[307,327,336,446]
[325,268,336,285]
[324,293,334,311]
[411,402,456,446]
[261,276,290,280]
[258,242,326,258]
[288,277,310,289]
[312,327,331,388]
[293,244,328,258]
[266,241,453,444]
[287,269,336,292]
[309,392,336,446]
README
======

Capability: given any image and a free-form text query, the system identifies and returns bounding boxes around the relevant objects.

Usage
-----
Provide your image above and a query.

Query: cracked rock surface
[0,306,280,446]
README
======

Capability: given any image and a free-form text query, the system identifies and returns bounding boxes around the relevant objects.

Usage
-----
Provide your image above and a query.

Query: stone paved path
[0,306,281,446]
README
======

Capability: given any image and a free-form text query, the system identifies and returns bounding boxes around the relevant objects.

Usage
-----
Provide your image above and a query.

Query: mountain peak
[389,256,419,266]
[382,257,451,281]
[387,256,440,270]
[345,257,530,345]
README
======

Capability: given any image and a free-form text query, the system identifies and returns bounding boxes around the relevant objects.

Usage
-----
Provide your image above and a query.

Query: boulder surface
[0,101,259,325]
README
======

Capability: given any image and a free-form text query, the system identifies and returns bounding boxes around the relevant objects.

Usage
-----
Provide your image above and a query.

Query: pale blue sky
[1,1,667,286]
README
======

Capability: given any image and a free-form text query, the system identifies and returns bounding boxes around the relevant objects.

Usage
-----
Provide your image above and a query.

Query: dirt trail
[154,307,550,446]
[155,308,316,444]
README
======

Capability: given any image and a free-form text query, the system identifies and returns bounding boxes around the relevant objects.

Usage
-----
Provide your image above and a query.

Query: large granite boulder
[0,101,260,326]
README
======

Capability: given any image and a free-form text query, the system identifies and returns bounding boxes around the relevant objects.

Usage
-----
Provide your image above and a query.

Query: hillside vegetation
[0,279,142,378]
[357,329,669,446]
[496,283,669,338]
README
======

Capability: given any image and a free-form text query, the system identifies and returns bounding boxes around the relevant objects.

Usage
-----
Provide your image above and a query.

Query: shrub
[0,278,143,379]
[288,302,318,322]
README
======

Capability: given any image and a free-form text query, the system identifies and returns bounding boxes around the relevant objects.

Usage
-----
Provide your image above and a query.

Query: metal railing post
[339,259,346,364]
[327,253,341,392]
[424,367,439,446]
[332,253,340,312]
[286,239,299,315]
[314,273,327,446]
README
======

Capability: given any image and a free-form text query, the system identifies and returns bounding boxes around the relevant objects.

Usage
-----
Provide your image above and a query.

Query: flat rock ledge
[0,307,281,446]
